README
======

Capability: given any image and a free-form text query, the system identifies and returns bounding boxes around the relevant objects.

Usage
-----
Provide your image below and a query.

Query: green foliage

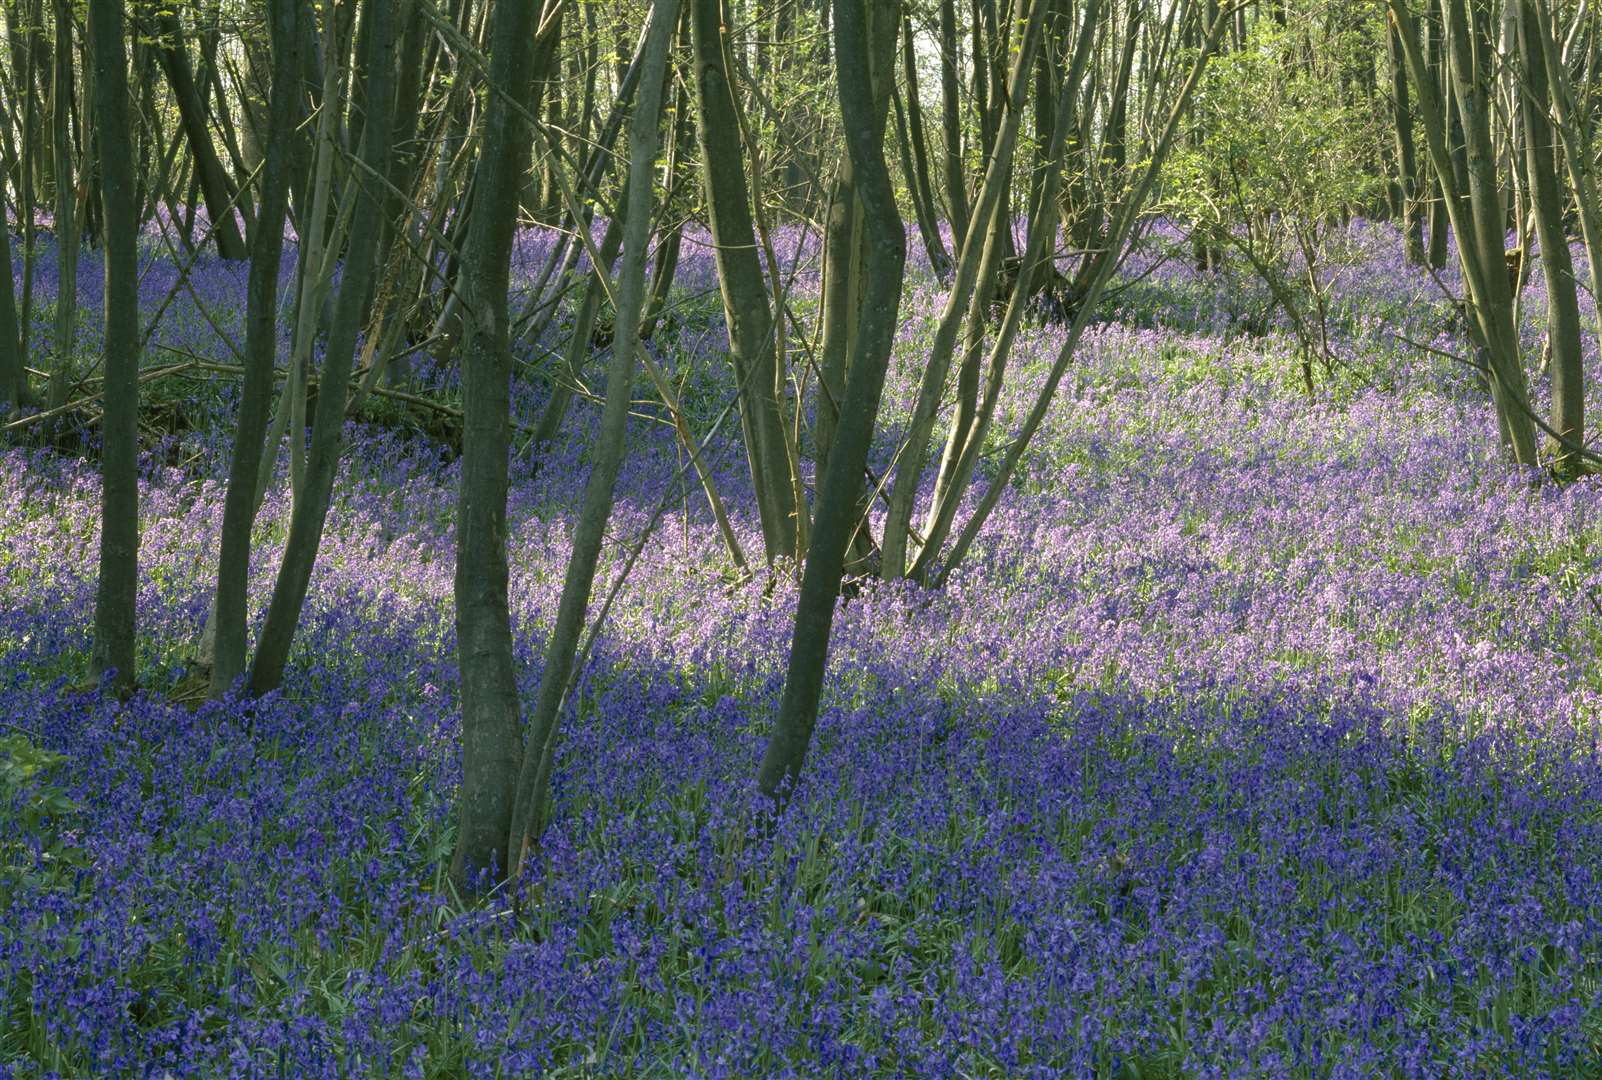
[1163,11,1387,390]
[1168,21,1384,231]
[0,732,83,900]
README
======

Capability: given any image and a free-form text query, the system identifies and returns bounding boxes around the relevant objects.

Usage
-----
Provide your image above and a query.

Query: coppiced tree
[208,0,300,697]
[247,0,398,696]
[1389,0,1539,464]
[692,0,800,565]
[1514,0,1583,473]
[759,0,905,801]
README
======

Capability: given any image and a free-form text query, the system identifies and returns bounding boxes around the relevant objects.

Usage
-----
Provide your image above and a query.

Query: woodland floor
[5,223,1602,1076]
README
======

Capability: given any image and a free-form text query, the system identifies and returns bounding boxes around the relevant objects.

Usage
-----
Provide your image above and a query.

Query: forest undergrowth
[5,223,1602,1077]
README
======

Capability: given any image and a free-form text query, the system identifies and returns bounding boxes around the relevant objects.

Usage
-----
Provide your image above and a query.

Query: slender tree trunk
[78,36,100,252]
[1423,7,1451,266]
[880,0,1056,580]
[451,0,560,891]
[900,14,950,275]
[87,0,137,692]
[1516,0,1583,471]
[259,16,342,517]
[641,77,690,341]
[381,0,428,282]
[813,147,859,487]
[47,0,76,412]
[208,0,300,696]
[1527,0,1602,383]
[16,0,39,379]
[1388,19,1426,264]
[4,0,39,215]
[691,0,798,563]
[894,87,948,277]
[248,0,398,696]
[938,0,970,257]
[0,198,21,410]
[758,0,904,803]
[148,5,247,259]
[506,0,681,880]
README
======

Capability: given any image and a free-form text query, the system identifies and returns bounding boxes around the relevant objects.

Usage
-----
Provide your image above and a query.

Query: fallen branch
[3,361,198,432]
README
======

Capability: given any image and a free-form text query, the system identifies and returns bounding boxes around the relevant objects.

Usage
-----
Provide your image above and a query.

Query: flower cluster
[4,221,1602,1076]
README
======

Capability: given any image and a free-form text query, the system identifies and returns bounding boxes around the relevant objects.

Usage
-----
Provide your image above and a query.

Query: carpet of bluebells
[7,221,1602,1077]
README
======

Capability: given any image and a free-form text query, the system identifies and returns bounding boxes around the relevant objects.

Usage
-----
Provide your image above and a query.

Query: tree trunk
[937,0,970,261]
[450,0,562,891]
[691,0,798,564]
[148,5,248,259]
[900,14,950,275]
[1388,19,1427,264]
[641,77,691,341]
[1423,6,1451,266]
[893,87,948,277]
[0,197,21,410]
[1526,0,1602,401]
[758,0,904,803]
[248,0,398,696]
[1516,0,1583,472]
[208,0,300,697]
[506,0,681,881]
[47,0,76,412]
[16,0,40,380]
[87,0,137,692]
